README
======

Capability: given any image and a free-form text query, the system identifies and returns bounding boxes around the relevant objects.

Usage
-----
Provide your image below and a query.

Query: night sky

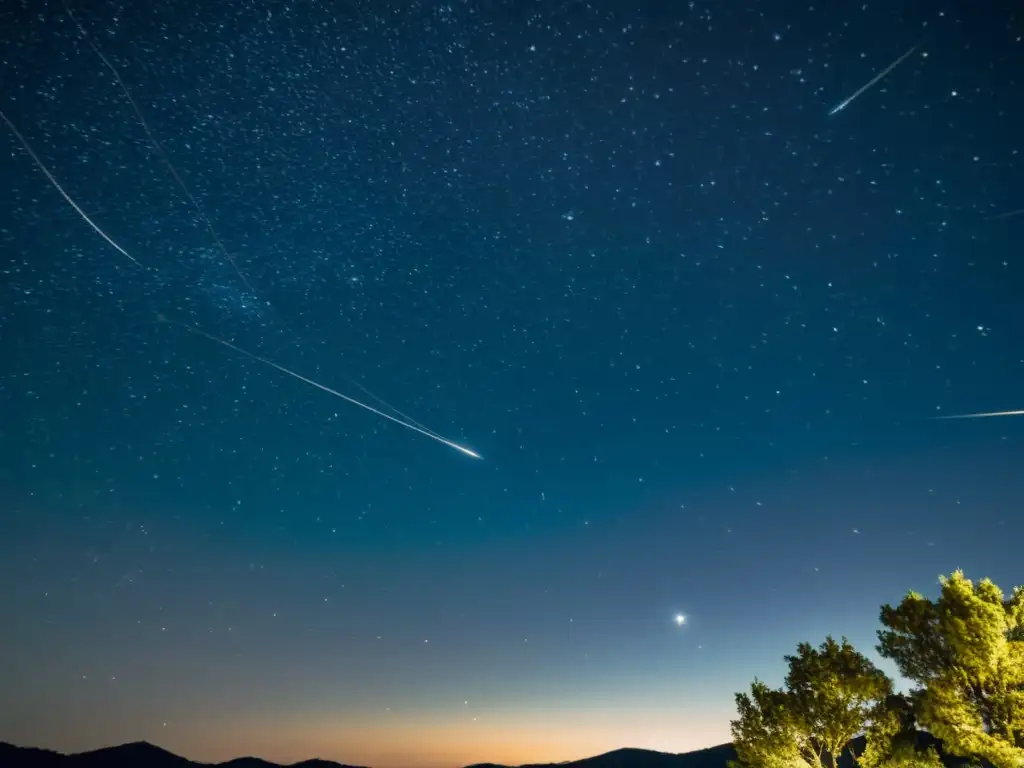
[1,1,1022,767]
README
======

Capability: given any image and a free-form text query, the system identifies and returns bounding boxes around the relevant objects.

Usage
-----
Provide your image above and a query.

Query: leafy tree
[859,694,944,768]
[730,636,894,768]
[731,679,809,768]
[877,570,1024,768]
[862,738,944,768]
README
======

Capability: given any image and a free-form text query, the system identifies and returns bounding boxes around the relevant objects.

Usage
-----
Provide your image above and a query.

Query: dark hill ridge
[0,735,984,768]
[465,745,739,768]
[0,742,735,768]
[464,735,984,768]
[0,741,368,768]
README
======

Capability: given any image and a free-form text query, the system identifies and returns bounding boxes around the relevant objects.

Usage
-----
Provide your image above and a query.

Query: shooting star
[1,109,140,265]
[168,319,483,460]
[61,1,447,444]
[61,0,253,291]
[3,104,473,460]
[828,43,921,116]
[987,208,1024,221]
[931,410,1024,420]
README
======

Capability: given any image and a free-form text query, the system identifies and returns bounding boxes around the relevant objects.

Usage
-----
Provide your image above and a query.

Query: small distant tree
[876,570,1024,768]
[730,636,894,768]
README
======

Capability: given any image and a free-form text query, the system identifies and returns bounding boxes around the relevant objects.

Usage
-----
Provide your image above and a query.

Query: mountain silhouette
[0,741,368,768]
[465,745,738,768]
[0,734,984,768]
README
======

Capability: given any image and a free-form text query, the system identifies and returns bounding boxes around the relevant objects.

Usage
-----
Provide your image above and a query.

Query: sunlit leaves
[877,570,1024,768]
[730,636,892,768]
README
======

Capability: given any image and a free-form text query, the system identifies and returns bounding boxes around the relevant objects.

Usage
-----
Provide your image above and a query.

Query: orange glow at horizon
[36,706,734,768]
[187,710,732,768]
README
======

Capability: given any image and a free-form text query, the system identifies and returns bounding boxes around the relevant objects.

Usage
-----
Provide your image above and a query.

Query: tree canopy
[730,636,894,768]
[876,570,1024,768]
[730,571,1024,768]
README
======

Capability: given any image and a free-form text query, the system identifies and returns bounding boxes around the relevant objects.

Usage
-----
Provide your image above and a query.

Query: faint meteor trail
[987,208,1024,221]
[60,0,447,446]
[828,43,921,116]
[931,410,1024,420]
[2,107,475,460]
[61,0,254,293]
[167,319,483,460]
[1,109,141,266]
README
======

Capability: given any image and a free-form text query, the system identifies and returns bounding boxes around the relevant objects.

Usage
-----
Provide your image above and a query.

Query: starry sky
[1,1,1022,767]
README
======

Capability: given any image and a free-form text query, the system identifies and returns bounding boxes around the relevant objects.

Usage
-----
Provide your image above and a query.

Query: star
[674,613,686,626]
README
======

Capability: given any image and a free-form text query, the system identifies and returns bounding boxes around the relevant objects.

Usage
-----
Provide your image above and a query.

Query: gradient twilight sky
[1,0,1022,766]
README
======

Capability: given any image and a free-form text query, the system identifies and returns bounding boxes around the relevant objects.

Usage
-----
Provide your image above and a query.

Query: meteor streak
[4,55,476,461]
[1,109,140,266]
[931,409,1024,420]
[828,43,921,116]
[60,2,450,445]
[987,208,1024,221]
[174,321,483,459]
[61,0,253,292]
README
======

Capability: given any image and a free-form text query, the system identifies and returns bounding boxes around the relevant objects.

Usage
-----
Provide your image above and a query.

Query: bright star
[674,614,686,626]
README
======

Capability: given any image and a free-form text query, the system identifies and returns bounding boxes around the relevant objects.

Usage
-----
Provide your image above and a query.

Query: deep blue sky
[1,0,1022,766]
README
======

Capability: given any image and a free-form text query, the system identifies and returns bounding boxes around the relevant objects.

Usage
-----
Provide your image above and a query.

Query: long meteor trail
[61,0,253,292]
[1,109,140,265]
[931,410,1024,420]
[59,3,447,445]
[177,321,483,459]
[828,43,921,116]
[3,104,474,460]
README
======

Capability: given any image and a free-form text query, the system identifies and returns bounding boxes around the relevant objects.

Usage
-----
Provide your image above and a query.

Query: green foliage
[730,680,809,768]
[786,637,895,760]
[877,570,1024,768]
[859,695,943,768]
[868,740,944,768]
[730,637,893,768]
